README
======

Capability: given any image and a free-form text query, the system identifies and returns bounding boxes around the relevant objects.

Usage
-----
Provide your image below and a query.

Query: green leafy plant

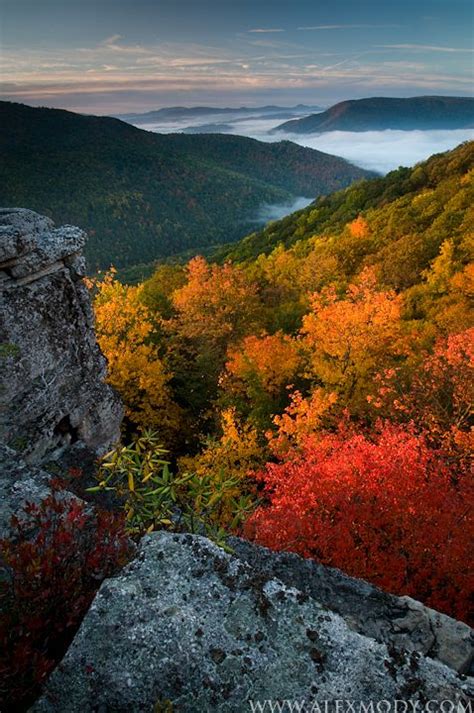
[88,430,256,548]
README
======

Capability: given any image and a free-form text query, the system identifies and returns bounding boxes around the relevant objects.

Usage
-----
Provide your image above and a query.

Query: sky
[0,0,473,114]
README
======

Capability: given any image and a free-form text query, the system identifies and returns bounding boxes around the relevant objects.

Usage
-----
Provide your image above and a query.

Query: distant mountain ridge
[0,101,370,270]
[116,104,323,124]
[272,96,474,134]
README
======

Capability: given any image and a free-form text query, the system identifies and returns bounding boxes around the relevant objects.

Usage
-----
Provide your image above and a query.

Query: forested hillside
[0,101,371,270]
[90,141,473,624]
[273,95,474,133]
[217,140,474,266]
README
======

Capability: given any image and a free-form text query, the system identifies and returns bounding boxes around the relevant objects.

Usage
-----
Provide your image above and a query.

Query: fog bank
[276,128,474,174]
[134,112,474,175]
[251,196,314,225]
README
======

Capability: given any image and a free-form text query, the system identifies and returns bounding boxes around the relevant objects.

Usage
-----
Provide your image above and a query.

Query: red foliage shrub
[244,422,473,623]
[0,489,132,712]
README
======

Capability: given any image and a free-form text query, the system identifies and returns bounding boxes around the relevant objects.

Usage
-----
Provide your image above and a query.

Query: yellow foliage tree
[178,408,262,527]
[268,388,339,454]
[167,257,263,416]
[91,272,182,441]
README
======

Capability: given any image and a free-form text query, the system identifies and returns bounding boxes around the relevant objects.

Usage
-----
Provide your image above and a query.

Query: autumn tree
[295,242,340,297]
[178,408,262,527]
[300,268,407,413]
[223,332,301,430]
[428,260,474,334]
[249,247,307,332]
[140,264,186,318]
[348,215,369,238]
[268,388,339,455]
[172,257,260,345]
[92,272,182,442]
[166,257,263,421]
[369,327,474,458]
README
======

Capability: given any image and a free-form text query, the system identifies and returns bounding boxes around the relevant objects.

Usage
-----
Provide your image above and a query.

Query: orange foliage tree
[348,215,369,238]
[245,422,473,623]
[301,268,407,412]
[171,256,260,353]
[223,332,301,429]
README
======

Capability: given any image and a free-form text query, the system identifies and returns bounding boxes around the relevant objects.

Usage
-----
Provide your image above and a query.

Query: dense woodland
[0,101,371,272]
[90,141,473,623]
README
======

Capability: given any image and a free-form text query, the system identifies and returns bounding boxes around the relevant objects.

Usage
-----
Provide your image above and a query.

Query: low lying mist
[251,196,314,225]
[134,111,474,176]
[277,128,474,174]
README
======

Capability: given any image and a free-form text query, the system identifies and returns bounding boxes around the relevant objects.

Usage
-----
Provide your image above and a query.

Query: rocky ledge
[33,533,473,712]
[0,208,122,463]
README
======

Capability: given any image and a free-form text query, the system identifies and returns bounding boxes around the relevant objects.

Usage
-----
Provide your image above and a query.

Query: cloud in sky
[248,29,285,33]
[101,34,122,46]
[377,44,474,53]
[95,34,151,55]
[298,24,401,30]
[1,0,472,114]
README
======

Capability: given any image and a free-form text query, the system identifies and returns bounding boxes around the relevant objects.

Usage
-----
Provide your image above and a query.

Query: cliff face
[0,208,122,462]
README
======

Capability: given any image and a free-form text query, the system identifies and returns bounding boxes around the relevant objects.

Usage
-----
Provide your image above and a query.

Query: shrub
[90,430,256,546]
[245,422,473,623]
[0,488,131,712]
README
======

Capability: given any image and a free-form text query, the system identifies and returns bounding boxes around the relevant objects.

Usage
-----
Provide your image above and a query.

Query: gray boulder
[230,538,474,676]
[33,533,473,712]
[0,443,101,544]
[0,208,122,463]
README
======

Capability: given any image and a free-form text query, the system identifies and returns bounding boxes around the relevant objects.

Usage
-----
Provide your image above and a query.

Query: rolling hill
[272,96,474,134]
[0,101,371,270]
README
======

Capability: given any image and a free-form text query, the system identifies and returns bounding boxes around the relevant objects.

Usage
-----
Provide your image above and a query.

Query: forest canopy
[91,141,473,623]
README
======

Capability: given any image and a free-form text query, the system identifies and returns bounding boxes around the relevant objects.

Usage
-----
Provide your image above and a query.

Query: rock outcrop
[0,443,58,538]
[33,533,473,712]
[230,538,474,676]
[0,443,91,539]
[0,208,122,462]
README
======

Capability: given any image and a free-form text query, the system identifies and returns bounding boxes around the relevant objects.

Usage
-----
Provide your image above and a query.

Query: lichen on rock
[32,533,473,712]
